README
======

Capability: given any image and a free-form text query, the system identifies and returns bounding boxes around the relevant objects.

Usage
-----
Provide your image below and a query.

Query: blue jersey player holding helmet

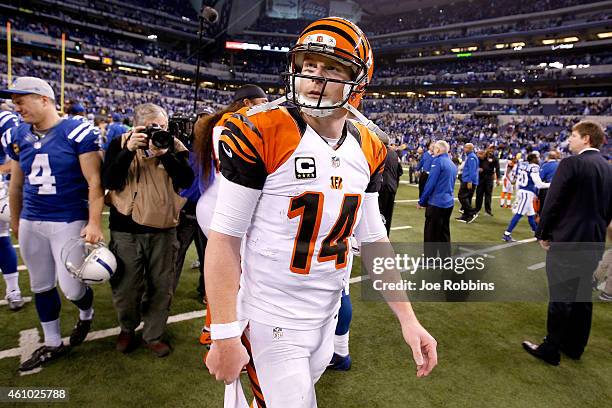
[1,77,105,372]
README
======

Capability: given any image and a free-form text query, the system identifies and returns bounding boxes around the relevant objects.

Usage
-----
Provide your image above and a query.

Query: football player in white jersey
[204,18,437,408]
[502,153,550,242]
[1,77,104,371]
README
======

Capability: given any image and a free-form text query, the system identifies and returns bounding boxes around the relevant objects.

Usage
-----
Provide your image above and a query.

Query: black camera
[143,124,173,150]
[169,114,198,149]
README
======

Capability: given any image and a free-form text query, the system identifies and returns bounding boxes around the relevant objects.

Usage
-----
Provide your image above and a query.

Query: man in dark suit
[523,120,612,365]
[475,145,501,216]
[379,144,403,236]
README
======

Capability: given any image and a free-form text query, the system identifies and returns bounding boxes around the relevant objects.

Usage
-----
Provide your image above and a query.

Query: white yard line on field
[0,309,206,375]
[0,296,32,307]
[390,226,413,230]
[527,262,546,271]
[458,247,496,259]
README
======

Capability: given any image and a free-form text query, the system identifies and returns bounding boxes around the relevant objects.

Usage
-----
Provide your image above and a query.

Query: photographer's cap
[0,77,55,100]
[232,85,267,103]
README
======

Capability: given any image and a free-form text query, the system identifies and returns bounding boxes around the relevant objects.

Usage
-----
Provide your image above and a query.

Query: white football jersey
[218,106,386,329]
[196,113,228,237]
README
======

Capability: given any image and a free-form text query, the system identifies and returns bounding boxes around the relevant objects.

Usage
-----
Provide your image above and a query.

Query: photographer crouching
[102,103,194,357]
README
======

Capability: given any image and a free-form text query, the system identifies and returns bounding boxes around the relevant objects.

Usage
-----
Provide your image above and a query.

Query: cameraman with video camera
[102,103,194,357]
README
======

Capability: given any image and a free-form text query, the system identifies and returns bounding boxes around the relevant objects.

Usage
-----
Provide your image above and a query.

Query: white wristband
[210,321,242,340]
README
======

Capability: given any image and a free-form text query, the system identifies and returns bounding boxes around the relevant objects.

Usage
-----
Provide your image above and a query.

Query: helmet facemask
[283,42,369,117]
[61,238,117,284]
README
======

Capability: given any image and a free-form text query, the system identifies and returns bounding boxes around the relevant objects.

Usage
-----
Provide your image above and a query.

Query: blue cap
[69,103,85,114]
[112,113,122,121]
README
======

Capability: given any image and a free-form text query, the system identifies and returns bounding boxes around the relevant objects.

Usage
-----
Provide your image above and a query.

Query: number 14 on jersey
[288,192,361,275]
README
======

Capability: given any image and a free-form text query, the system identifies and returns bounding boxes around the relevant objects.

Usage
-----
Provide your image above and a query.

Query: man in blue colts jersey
[502,153,550,242]
[417,142,434,199]
[102,113,129,151]
[537,150,560,217]
[0,77,105,372]
[0,108,23,310]
[456,143,479,223]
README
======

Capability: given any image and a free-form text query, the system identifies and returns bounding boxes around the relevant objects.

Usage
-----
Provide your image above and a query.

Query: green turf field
[1,170,610,408]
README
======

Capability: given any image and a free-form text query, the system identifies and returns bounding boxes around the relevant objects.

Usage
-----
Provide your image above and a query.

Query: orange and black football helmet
[283,17,374,113]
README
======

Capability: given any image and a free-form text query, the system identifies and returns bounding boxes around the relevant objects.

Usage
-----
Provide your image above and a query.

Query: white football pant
[19,219,88,299]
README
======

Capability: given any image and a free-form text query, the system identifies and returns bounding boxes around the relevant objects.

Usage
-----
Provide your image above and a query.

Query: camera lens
[151,129,173,149]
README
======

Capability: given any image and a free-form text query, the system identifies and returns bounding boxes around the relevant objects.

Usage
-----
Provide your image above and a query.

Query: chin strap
[245,93,390,145]
[246,93,293,117]
[343,104,390,145]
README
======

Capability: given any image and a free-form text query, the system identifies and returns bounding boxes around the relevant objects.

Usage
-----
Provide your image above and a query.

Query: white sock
[41,319,62,347]
[79,307,94,321]
[334,332,350,357]
[3,272,20,294]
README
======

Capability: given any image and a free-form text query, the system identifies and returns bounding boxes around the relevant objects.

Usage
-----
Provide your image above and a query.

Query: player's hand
[539,240,550,251]
[401,320,438,378]
[416,203,424,209]
[206,337,250,384]
[125,127,148,151]
[467,182,473,190]
[10,219,19,240]
[148,140,169,157]
[81,223,104,244]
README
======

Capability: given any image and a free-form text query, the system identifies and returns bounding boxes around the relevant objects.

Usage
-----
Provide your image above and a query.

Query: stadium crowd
[5,54,612,121]
[371,11,610,47]
[244,0,599,35]
[361,0,599,34]
[374,114,585,161]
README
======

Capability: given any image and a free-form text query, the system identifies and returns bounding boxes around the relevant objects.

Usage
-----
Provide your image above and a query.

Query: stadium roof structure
[354,0,457,16]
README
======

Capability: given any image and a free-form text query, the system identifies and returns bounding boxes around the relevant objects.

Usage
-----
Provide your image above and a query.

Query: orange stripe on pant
[242,333,267,408]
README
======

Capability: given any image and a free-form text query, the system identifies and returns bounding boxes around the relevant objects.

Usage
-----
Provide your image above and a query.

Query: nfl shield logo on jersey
[273,327,283,340]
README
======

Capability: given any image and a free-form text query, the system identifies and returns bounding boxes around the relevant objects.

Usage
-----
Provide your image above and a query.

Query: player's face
[12,94,48,124]
[298,54,353,104]
[568,130,589,154]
